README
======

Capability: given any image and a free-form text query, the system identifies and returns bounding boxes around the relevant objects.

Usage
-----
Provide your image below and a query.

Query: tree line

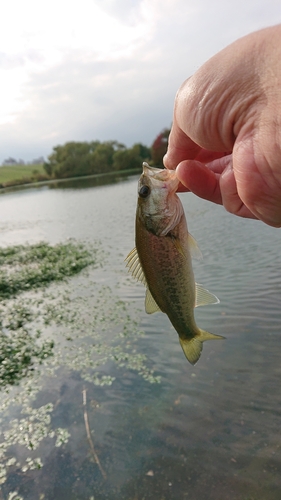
[43,128,170,179]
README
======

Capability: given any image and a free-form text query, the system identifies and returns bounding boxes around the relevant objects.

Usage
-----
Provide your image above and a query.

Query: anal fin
[195,283,220,307]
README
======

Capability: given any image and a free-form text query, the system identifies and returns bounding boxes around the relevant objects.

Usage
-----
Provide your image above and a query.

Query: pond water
[0,173,281,499]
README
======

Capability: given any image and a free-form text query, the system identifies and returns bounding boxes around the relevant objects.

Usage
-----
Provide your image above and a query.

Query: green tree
[133,143,151,163]
[43,141,124,178]
[43,140,151,179]
[89,141,122,174]
[44,141,100,178]
[112,143,151,171]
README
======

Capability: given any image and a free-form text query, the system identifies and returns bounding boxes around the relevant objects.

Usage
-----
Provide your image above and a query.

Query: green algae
[0,241,96,299]
[0,240,160,497]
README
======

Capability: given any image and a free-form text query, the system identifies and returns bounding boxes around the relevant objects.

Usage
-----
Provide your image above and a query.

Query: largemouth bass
[125,162,223,365]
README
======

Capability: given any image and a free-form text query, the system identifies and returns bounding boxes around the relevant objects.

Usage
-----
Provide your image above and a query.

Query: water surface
[0,174,281,499]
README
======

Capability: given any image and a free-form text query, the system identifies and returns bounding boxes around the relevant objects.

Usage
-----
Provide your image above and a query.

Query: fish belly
[136,225,198,339]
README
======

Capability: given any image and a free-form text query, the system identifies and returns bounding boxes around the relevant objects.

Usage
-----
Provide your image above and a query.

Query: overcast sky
[1,0,281,163]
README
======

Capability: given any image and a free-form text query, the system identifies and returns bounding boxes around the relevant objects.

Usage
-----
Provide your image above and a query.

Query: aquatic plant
[0,326,54,387]
[0,241,96,299]
[0,240,160,497]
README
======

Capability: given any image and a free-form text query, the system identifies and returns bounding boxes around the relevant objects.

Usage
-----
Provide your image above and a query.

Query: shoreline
[0,167,142,195]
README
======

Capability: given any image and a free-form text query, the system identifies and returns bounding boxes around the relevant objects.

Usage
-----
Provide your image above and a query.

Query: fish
[125,162,223,365]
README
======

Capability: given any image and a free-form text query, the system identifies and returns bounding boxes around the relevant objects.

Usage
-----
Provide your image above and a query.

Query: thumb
[233,133,281,227]
[219,162,257,219]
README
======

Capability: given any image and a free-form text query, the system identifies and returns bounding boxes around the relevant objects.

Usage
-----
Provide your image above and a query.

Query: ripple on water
[0,177,281,499]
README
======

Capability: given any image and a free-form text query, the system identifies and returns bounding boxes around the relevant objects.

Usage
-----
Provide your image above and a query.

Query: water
[0,174,281,499]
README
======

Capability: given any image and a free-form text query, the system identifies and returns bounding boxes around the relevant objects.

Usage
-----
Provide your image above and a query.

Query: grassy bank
[0,165,143,191]
[0,164,49,188]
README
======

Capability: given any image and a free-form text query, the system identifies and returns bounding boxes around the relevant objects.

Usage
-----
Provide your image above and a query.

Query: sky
[1,0,281,164]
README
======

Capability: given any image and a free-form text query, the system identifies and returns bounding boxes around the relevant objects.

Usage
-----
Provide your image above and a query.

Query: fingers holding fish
[175,156,258,220]
[163,123,228,171]
[163,123,202,170]
[175,160,222,204]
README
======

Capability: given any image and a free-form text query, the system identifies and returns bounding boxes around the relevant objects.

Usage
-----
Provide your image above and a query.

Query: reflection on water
[48,169,142,190]
[0,168,142,196]
[0,174,281,499]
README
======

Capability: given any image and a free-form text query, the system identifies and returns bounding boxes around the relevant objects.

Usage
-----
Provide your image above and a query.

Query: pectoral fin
[195,283,220,307]
[170,232,202,260]
[170,235,185,257]
[145,289,161,314]
[187,233,203,260]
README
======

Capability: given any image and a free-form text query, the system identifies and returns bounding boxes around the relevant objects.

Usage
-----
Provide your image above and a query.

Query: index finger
[163,122,201,170]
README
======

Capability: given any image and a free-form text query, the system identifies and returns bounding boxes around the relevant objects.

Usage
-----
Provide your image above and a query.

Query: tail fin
[179,329,224,365]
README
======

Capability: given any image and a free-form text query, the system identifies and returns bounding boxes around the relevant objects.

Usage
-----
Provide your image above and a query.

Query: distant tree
[43,141,98,178]
[133,143,151,163]
[112,148,139,171]
[43,140,127,178]
[89,141,123,174]
[133,143,151,160]
[31,156,44,165]
[2,157,18,166]
[151,128,170,166]
[43,161,53,177]
[112,143,151,171]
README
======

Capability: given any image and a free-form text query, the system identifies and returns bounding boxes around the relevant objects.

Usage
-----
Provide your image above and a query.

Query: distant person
[164,25,281,228]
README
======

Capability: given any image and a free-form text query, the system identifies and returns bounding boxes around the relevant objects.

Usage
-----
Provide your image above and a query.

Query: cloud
[0,0,281,162]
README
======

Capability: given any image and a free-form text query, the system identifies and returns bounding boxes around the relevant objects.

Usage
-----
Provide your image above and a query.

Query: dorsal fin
[125,247,147,286]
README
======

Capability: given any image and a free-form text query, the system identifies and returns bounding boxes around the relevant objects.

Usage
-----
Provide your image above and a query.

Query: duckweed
[0,240,160,495]
[0,328,54,387]
[0,241,96,299]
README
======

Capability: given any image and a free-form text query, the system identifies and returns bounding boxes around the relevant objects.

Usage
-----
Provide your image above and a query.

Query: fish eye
[139,185,150,198]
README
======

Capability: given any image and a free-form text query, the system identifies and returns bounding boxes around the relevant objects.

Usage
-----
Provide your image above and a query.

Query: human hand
[164,25,281,227]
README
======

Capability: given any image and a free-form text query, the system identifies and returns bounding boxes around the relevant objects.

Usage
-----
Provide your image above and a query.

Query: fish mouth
[142,162,178,189]
[142,162,163,177]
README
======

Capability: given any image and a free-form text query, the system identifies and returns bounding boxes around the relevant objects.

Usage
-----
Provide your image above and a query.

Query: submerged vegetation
[0,241,96,387]
[0,241,95,299]
[0,240,160,495]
